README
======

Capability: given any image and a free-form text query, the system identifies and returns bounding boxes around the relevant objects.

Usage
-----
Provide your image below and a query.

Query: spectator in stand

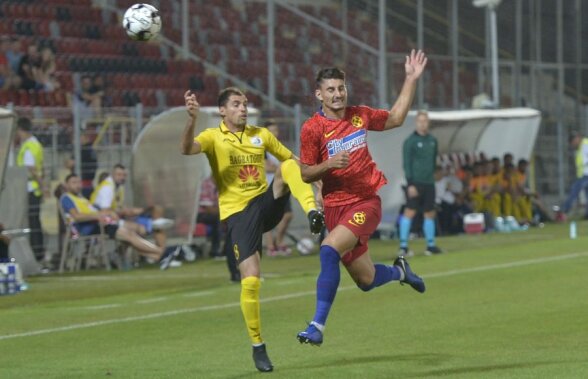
[197,175,223,259]
[90,74,112,107]
[6,38,23,74]
[17,44,41,90]
[0,37,20,90]
[65,129,98,199]
[34,47,59,92]
[76,75,102,111]
[263,122,294,256]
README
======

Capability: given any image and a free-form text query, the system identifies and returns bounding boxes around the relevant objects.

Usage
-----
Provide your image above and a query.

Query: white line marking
[136,297,168,304]
[83,304,121,310]
[182,290,215,298]
[1,252,586,341]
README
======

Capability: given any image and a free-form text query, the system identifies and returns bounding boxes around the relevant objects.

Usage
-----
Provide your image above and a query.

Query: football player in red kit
[297,50,428,346]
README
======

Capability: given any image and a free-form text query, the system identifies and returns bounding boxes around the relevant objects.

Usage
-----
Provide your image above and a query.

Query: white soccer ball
[296,237,316,256]
[122,4,161,41]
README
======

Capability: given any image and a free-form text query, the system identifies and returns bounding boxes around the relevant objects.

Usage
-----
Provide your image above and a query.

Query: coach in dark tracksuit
[398,111,442,256]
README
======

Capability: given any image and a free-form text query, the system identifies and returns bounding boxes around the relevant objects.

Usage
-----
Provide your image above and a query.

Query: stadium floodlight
[472,0,502,9]
[472,0,502,107]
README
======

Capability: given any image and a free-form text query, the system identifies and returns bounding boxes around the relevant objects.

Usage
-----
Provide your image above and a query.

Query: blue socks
[358,264,402,292]
[400,216,436,247]
[312,245,341,327]
[399,216,411,248]
[424,218,436,247]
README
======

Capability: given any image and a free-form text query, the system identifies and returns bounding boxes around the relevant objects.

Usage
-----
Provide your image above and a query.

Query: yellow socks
[240,276,262,344]
[281,159,316,215]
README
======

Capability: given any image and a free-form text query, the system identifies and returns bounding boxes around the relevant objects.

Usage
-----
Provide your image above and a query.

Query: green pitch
[1,222,587,378]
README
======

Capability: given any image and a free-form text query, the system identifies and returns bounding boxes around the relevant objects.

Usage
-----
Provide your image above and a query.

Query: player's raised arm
[384,49,428,130]
[180,90,202,155]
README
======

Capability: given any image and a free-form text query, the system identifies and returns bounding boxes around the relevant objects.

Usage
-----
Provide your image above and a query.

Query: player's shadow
[407,360,573,378]
[225,353,448,379]
[296,352,449,370]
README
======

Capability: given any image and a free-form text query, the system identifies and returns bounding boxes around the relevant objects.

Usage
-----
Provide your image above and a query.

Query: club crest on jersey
[348,211,366,226]
[327,129,367,157]
[250,136,262,146]
[351,115,363,128]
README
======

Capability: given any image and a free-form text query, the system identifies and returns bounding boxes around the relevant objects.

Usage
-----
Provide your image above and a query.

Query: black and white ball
[123,4,161,41]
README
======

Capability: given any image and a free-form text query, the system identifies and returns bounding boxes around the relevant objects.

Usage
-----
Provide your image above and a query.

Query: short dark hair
[16,117,32,132]
[315,67,346,87]
[569,130,581,143]
[217,87,245,107]
[65,173,78,182]
[113,163,126,171]
[518,158,528,166]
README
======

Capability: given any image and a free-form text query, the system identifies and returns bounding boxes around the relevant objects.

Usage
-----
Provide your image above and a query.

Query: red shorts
[324,196,381,266]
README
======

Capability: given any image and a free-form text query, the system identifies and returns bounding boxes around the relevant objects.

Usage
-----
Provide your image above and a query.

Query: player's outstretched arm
[384,49,428,130]
[181,90,202,155]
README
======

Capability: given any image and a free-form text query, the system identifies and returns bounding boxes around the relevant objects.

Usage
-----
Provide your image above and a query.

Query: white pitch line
[0,252,586,341]
[83,304,121,310]
[135,297,168,304]
[182,290,215,298]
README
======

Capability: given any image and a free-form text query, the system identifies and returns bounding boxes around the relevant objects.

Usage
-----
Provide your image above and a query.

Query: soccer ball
[122,4,161,41]
[296,237,316,256]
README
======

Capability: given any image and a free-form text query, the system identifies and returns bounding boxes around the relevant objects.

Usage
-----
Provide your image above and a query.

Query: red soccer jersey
[300,106,390,207]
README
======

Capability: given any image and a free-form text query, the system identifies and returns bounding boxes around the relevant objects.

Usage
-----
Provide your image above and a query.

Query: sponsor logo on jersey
[327,129,367,157]
[351,115,363,128]
[238,165,261,188]
[324,129,336,138]
[229,154,264,165]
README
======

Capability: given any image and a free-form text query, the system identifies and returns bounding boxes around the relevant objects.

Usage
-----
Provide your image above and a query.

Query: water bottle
[570,221,577,239]
[6,263,16,295]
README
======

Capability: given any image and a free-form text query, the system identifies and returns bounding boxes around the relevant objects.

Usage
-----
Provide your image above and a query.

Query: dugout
[369,108,541,234]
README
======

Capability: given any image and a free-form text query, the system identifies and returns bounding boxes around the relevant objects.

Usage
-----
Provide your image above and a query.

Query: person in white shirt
[90,164,174,250]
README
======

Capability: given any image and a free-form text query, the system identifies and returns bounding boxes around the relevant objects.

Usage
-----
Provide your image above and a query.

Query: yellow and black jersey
[195,121,292,220]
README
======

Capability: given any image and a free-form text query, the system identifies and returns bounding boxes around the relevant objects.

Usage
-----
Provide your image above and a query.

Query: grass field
[1,222,587,378]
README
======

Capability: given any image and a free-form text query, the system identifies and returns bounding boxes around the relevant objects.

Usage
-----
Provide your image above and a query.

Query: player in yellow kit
[180,87,324,372]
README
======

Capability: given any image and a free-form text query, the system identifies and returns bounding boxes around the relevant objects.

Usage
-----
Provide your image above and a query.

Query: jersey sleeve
[60,195,75,216]
[263,129,292,161]
[299,120,321,166]
[194,129,214,154]
[365,107,390,131]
